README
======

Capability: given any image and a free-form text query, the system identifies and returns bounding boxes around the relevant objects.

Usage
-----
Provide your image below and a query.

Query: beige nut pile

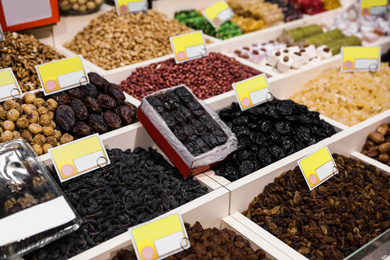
[0,93,74,156]
[0,32,65,93]
[59,0,103,13]
[64,9,191,70]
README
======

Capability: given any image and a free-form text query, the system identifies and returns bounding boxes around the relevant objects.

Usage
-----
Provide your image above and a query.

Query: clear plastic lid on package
[0,140,82,259]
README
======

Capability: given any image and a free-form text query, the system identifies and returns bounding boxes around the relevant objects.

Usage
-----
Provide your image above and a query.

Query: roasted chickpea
[21,130,33,142]
[46,136,57,147]
[23,104,37,114]
[38,106,49,116]
[3,100,17,110]
[34,98,46,108]
[0,131,13,143]
[26,110,39,123]
[0,107,7,120]
[39,114,52,126]
[50,120,56,129]
[32,144,43,156]
[53,130,62,140]
[42,143,52,154]
[28,123,43,135]
[12,131,21,140]
[42,126,54,137]
[1,120,15,131]
[16,117,29,129]
[32,134,46,146]
[46,99,58,111]
[60,133,74,144]
[7,109,20,122]
[23,92,36,104]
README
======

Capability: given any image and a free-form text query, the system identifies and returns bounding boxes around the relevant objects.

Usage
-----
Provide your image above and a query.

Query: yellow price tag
[115,0,147,15]
[170,31,208,63]
[201,1,235,28]
[49,134,110,182]
[341,46,381,72]
[0,68,21,102]
[0,24,4,42]
[360,0,388,15]
[36,56,88,95]
[233,74,272,111]
[130,213,189,260]
[297,146,338,190]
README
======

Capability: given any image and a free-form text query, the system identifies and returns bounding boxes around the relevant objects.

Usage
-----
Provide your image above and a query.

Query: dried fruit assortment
[64,10,191,70]
[112,222,270,260]
[243,154,390,259]
[0,32,65,93]
[288,0,326,15]
[213,100,336,181]
[265,0,302,22]
[27,148,208,259]
[361,123,390,165]
[119,52,261,100]
[291,63,390,126]
[148,87,228,156]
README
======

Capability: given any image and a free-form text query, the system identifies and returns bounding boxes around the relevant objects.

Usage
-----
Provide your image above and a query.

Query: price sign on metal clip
[170,31,208,64]
[298,146,338,190]
[201,1,235,28]
[115,0,148,15]
[341,46,381,72]
[233,74,272,111]
[360,0,388,15]
[36,55,89,95]
[49,134,110,182]
[130,213,190,260]
[0,68,22,102]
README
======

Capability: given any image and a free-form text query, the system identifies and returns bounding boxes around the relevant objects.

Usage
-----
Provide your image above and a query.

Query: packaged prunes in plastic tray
[0,140,82,259]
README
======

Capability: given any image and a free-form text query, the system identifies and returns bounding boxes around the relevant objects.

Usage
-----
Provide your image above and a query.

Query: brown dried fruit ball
[26,110,39,123]
[34,98,46,108]
[14,103,23,115]
[23,93,37,104]
[32,134,46,146]
[42,126,54,137]
[0,107,7,120]
[7,109,20,122]
[53,130,62,140]
[38,106,49,116]
[48,111,55,120]
[46,99,58,111]
[16,117,29,129]
[32,144,43,156]
[28,123,43,135]
[3,100,17,110]
[23,104,37,114]
[42,143,52,154]
[60,133,74,144]
[1,131,13,142]
[50,121,56,129]
[46,136,57,147]
[12,131,21,140]
[21,130,33,142]
[39,114,52,126]
[1,120,15,131]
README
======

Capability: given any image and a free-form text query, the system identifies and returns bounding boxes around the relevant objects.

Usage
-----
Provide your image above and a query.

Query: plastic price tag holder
[360,0,388,15]
[0,68,22,102]
[0,24,4,42]
[115,0,148,15]
[297,146,338,190]
[341,46,381,72]
[201,1,235,28]
[49,134,110,182]
[36,55,89,96]
[170,31,208,64]
[233,74,272,111]
[130,213,190,260]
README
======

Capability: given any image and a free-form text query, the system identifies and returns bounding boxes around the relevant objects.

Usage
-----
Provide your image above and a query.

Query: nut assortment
[112,222,270,260]
[63,10,191,70]
[119,52,261,100]
[27,148,208,259]
[213,100,336,181]
[361,123,390,165]
[291,63,390,126]
[243,154,390,259]
[0,32,65,92]
[59,0,103,14]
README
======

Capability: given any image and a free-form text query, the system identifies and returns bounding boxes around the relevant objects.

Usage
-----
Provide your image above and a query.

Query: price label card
[115,0,148,15]
[201,1,235,28]
[170,31,208,63]
[130,213,190,260]
[341,46,381,72]
[0,68,22,102]
[233,74,272,111]
[36,55,89,96]
[297,146,338,190]
[49,134,110,182]
[360,0,388,15]
[0,24,4,42]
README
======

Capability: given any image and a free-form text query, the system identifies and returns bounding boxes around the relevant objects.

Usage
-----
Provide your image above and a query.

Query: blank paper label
[2,0,52,26]
[315,161,334,181]
[154,231,185,256]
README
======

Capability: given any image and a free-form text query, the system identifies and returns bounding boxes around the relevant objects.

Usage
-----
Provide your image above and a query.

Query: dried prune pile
[112,222,270,260]
[243,154,390,259]
[27,148,208,260]
[148,87,227,156]
[52,72,137,137]
[213,100,336,181]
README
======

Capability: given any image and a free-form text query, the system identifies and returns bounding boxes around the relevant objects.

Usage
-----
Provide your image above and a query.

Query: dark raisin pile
[213,100,336,181]
[26,148,208,260]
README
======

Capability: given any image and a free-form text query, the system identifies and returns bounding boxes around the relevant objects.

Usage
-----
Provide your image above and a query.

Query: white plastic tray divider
[69,186,230,260]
